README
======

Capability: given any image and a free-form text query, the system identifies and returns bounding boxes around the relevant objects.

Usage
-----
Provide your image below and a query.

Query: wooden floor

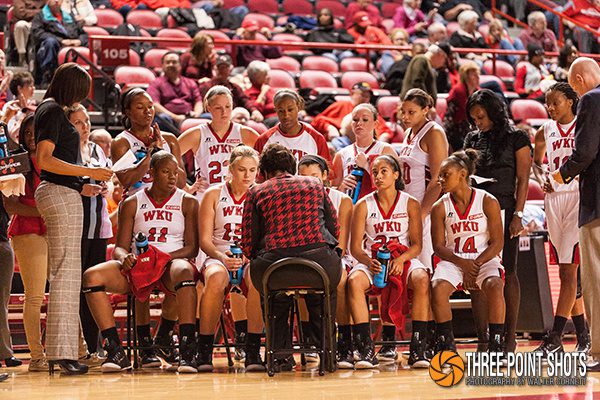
[1,343,599,400]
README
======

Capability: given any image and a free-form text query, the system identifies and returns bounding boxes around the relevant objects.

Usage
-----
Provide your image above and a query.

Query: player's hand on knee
[120,253,138,271]
[389,257,405,276]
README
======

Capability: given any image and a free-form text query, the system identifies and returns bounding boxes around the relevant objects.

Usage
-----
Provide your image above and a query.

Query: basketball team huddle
[80,80,586,375]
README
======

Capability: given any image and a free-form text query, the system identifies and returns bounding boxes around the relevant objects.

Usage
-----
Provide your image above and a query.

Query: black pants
[250,245,341,354]
[502,207,519,275]
[80,238,107,353]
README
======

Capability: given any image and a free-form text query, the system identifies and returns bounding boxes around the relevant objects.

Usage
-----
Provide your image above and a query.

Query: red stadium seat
[483,60,515,79]
[315,0,346,16]
[126,10,163,29]
[95,9,124,29]
[479,74,507,92]
[83,26,109,36]
[267,57,301,73]
[302,56,339,73]
[243,13,275,30]
[144,48,169,71]
[58,47,98,67]
[299,70,338,89]
[271,33,305,52]
[128,50,141,67]
[156,29,191,51]
[341,71,380,89]
[377,96,400,120]
[340,57,369,72]
[510,99,548,123]
[381,18,395,34]
[246,120,268,134]
[446,22,460,36]
[269,69,297,89]
[282,0,314,15]
[436,98,447,119]
[381,3,399,18]
[180,118,211,132]
[247,0,279,14]
[224,0,245,8]
[114,66,156,90]
[528,179,545,201]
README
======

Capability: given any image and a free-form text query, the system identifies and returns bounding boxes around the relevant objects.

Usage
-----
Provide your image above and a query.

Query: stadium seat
[58,47,97,67]
[282,0,314,15]
[377,96,400,120]
[247,0,279,14]
[126,10,163,30]
[299,70,338,89]
[446,22,460,36]
[271,33,306,53]
[114,66,156,90]
[381,3,399,18]
[269,69,296,89]
[510,99,548,123]
[83,26,109,36]
[95,9,124,29]
[128,50,141,67]
[143,48,169,71]
[247,120,268,134]
[156,29,191,51]
[180,118,211,132]
[479,74,507,92]
[267,57,301,73]
[436,98,447,119]
[223,0,246,8]
[483,60,515,79]
[341,71,380,89]
[243,13,275,30]
[315,0,346,16]
[528,179,545,201]
[381,18,395,34]
[302,56,339,73]
[340,57,369,72]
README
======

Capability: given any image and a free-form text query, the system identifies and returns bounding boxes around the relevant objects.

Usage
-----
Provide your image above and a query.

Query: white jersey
[397,121,441,202]
[212,183,246,253]
[326,187,348,217]
[543,118,578,192]
[257,122,326,162]
[116,130,172,195]
[441,188,497,260]
[133,188,186,254]
[338,140,388,178]
[194,122,244,186]
[362,191,412,252]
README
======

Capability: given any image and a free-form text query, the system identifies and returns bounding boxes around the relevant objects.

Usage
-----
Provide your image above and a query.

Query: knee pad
[174,280,195,291]
[82,285,105,294]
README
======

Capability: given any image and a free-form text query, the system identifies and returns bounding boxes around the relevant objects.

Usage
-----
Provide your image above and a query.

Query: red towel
[125,245,172,302]
[370,240,411,328]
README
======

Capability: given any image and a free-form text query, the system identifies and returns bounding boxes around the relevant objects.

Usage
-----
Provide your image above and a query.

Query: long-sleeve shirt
[400,54,437,100]
[31,5,88,47]
[392,6,427,36]
[62,0,98,26]
[245,84,276,118]
[147,75,202,116]
[515,61,549,99]
[518,28,559,53]
[241,174,339,259]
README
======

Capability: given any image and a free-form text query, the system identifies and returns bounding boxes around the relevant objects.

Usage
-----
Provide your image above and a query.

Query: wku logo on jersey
[223,205,243,217]
[450,220,479,235]
[209,143,235,155]
[143,210,174,222]
[290,148,308,160]
[398,146,412,157]
[374,221,401,234]
[551,138,574,151]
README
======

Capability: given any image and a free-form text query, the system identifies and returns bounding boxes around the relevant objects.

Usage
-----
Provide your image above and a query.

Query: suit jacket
[559,84,600,227]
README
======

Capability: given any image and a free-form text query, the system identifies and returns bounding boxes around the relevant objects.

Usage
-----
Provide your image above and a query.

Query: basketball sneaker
[155,334,180,370]
[378,345,398,362]
[435,333,457,353]
[408,332,429,368]
[196,342,214,372]
[138,336,161,368]
[244,340,266,372]
[101,338,132,373]
[273,355,296,372]
[234,331,247,362]
[79,352,105,368]
[576,331,591,356]
[534,331,564,360]
[177,335,198,373]
[336,338,355,369]
[354,333,379,369]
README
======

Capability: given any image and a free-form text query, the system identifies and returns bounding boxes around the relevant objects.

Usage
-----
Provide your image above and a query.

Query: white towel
[0,174,25,197]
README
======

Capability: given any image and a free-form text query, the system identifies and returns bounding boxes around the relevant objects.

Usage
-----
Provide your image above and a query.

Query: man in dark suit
[553,57,600,370]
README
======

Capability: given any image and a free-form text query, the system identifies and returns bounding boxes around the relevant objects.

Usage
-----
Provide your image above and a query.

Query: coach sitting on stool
[241,143,342,371]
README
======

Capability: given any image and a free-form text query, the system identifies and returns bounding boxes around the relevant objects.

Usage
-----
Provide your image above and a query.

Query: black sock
[412,320,428,340]
[352,323,370,338]
[427,320,436,340]
[436,321,453,338]
[235,320,248,336]
[198,334,214,345]
[338,324,351,342]
[552,315,568,335]
[195,318,200,332]
[489,323,504,341]
[179,323,195,340]
[572,314,587,335]
[136,324,151,340]
[382,325,396,341]
[156,318,177,339]
[101,327,120,344]
[247,333,262,346]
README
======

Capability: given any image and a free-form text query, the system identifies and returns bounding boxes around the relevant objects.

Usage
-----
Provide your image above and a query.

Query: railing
[491,0,600,46]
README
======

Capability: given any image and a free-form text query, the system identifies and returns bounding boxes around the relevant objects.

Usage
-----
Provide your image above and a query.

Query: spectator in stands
[312,82,392,142]
[245,61,277,128]
[393,0,437,39]
[234,20,283,68]
[443,61,480,151]
[345,0,383,29]
[305,8,355,63]
[450,10,488,49]
[31,0,88,86]
[1,71,36,144]
[380,28,410,76]
[401,43,450,100]
[201,0,249,28]
[5,114,45,371]
[348,12,391,59]
[13,0,47,67]
[383,42,426,96]
[437,0,493,22]
[90,129,113,160]
[427,22,448,44]
[0,51,11,111]
[199,54,264,122]
[515,44,551,101]
[180,33,217,84]
[111,0,148,18]
[62,0,98,26]
[554,43,578,82]
[147,52,203,134]
[563,0,600,54]
[518,11,559,53]
[485,18,524,66]
[232,107,251,126]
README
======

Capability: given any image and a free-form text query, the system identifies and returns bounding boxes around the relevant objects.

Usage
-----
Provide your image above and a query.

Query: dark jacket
[449,31,488,49]
[305,26,355,55]
[31,5,88,48]
[559,84,600,227]
[13,0,46,22]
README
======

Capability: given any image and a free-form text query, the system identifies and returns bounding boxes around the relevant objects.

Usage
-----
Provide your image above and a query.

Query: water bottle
[350,167,364,204]
[229,243,244,285]
[373,245,391,289]
[135,232,149,255]
[0,123,10,158]
[132,149,147,189]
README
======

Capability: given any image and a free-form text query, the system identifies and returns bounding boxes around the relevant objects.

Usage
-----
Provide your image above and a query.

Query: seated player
[82,151,200,373]
[431,150,505,353]
[348,155,430,369]
[198,145,264,372]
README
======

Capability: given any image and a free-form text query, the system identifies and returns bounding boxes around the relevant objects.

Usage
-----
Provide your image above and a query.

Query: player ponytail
[547,82,579,116]
[446,149,480,183]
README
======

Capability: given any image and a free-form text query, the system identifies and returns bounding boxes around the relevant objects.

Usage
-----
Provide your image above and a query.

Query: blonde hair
[229,145,259,168]
[458,60,480,84]
[203,85,233,110]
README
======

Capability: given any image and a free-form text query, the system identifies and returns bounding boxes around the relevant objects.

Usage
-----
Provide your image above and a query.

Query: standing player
[198,145,264,372]
[348,155,431,369]
[178,85,259,199]
[82,152,200,373]
[253,89,331,163]
[533,82,590,356]
[431,150,505,353]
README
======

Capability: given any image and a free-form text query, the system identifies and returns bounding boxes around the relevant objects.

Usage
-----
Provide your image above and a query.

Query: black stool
[262,257,335,376]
